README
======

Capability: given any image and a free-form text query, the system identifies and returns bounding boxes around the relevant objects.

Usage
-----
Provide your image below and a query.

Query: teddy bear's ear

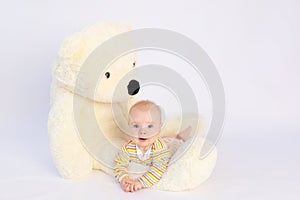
[52,32,85,88]
[52,21,133,93]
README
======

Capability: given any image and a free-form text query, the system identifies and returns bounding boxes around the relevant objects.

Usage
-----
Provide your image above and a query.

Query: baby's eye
[147,125,154,128]
[133,124,139,129]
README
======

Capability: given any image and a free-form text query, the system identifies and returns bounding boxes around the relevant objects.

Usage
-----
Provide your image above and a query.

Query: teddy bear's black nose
[127,80,140,96]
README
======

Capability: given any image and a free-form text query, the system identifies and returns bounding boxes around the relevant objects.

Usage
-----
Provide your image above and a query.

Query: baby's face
[129,108,161,148]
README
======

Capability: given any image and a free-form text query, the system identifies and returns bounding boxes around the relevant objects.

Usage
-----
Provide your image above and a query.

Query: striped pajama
[113,137,171,188]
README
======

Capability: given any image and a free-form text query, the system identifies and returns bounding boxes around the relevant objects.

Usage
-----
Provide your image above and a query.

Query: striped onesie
[113,137,171,188]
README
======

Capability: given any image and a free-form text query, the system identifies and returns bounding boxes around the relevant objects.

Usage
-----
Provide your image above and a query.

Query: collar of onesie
[136,144,152,161]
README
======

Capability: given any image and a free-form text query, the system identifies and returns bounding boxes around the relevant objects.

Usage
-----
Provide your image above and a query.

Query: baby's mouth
[138,138,147,141]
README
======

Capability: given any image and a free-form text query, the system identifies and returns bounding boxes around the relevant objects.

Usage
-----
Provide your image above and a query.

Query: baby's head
[128,100,162,148]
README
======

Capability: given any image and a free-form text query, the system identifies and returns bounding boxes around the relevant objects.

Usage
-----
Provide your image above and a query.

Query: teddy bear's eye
[133,62,136,67]
[105,72,110,79]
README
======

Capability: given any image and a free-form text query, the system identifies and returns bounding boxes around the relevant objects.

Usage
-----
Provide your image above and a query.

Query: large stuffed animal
[48,21,217,191]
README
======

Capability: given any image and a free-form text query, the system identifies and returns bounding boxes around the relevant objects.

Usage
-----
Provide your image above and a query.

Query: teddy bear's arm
[48,83,94,178]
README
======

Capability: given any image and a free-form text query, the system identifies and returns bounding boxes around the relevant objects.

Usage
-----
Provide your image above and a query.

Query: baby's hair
[129,100,162,121]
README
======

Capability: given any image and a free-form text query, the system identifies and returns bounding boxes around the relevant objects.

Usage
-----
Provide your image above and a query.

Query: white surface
[0,0,299,199]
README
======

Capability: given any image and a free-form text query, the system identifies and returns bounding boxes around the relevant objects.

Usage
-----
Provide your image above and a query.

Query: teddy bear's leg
[153,115,217,191]
[48,82,94,179]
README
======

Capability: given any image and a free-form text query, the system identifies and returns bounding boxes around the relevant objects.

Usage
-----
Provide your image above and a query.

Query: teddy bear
[48,21,217,191]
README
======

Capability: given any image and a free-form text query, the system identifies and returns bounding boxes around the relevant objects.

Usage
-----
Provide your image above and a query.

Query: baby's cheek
[129,132,139,138]
[131,138,139,144]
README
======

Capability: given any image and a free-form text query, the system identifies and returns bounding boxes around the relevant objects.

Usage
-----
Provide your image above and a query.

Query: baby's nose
[139,129,146,135]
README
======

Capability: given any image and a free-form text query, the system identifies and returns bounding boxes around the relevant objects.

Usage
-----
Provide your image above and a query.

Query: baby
[113,100,191,192]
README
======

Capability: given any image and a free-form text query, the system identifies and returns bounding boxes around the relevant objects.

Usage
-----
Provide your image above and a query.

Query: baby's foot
[176,126,192,142]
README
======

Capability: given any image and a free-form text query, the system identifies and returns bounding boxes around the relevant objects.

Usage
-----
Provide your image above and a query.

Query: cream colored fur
[48,21,217,191]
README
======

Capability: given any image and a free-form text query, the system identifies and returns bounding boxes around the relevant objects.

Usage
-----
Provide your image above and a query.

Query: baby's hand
[129,180,144,192]
[120,177,134,192]
[120,177,144,192]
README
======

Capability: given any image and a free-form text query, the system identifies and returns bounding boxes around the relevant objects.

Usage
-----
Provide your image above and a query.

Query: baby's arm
[114,145,144,192]
[138,148,171,188]
[113,144,131,188]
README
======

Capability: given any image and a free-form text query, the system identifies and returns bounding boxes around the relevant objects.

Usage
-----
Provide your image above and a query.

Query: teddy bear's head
[53,21,139,103]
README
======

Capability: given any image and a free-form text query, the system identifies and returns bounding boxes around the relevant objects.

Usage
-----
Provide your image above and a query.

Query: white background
[0,0,299,199]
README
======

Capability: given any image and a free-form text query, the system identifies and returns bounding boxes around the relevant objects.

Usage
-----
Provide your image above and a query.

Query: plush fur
[48,21,217,191]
